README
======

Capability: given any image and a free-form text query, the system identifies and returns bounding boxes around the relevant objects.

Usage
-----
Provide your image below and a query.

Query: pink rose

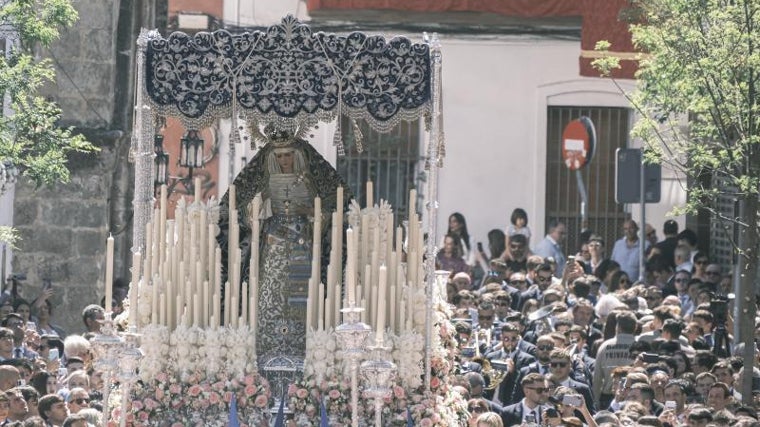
[155,389,164,400]
[209,392,221,405]
[244,375,255,386]
[188,385,202,397]
[169,384,181,394]
[213,381,225,390]
[420,418,433,427]
[172,423,184,427]
[224,391,234,403]
[431,413,441,423]
[156,372,168,382]
[245,384,257,397]
[254,394,268,408]
[296,388,309,399]
[287,384,297,395]
[393,386,405,399]
[138,411,149,421]
[144,398,158,410]
[430,377,440,389]
[328,389,341,399]
[132,400,144,411]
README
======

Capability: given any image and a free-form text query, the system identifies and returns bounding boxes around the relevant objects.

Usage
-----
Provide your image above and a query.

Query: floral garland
[125,371,272,426]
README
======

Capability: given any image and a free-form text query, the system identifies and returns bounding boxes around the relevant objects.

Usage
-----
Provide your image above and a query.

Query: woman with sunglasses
[467,398,490,427]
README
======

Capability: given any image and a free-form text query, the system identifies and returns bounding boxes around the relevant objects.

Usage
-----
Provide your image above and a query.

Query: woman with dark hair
[608,270,632,294]
[28,371,56,397]
[486,229,506,261]
[446,212,476,267]
[436,233,471,277]
[594,259,621,294]
[31,299,66,338]
[692,251,709,281]
[12,299,31,323]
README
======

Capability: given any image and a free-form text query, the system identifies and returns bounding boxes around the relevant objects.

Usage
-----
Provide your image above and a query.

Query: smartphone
[665,400,677,410]
[477,242,484,252]
[642,352,660,363]
[42,279,52,291]
[26,321,36,331]
[567,255,576,264]
[48,348,59,362]
[57,367,67,379]
[562,394,583,407]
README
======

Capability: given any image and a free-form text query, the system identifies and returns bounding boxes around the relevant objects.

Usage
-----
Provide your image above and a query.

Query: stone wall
[11,0,157,334]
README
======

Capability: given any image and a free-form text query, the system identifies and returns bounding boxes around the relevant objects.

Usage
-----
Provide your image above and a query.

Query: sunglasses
[510,280,526,285]
[468,406,486,413]
[537,345,554,351]
[526,387,549,394]
[550,362,569,368]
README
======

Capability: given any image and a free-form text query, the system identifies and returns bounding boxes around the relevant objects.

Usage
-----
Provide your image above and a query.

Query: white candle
[159,293,166,326]
[229,184,236,212]
[250,194,261,282]
[360,298,367,323]
[224,281,231,326]
[317,283,325,330]
[193,293,200,327]
[151,277,158,325]
[176,294,183,330]
[213,292,220,329]
[194,177,202,203]
[208,223,216,291]
[129,251,141,328]
[346,228,355,304]
[377,265,387,343]
[241,282,248,327]
[305,278,314,331]
[334,281,341,328]
[336,187,343,269]
[145,221,153,284]
[105,234,114,313]
[230,296,238,329]
[159,186,167,268]
[250,278,258,330]
[202,280,209,328]
[389,284,396,334]
[366,181,373,208]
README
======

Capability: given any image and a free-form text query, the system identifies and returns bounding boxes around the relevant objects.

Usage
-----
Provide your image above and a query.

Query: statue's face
[276,151,294,172]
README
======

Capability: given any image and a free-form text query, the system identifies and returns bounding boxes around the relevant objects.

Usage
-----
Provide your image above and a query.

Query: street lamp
[153,129,206,197]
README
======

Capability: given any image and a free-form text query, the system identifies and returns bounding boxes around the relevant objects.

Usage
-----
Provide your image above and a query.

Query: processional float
[93,15,466,426]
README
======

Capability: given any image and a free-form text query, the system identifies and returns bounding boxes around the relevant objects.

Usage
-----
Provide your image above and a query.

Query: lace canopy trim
[145,15,432,133]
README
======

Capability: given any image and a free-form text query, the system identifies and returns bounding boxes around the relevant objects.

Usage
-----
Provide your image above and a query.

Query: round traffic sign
[561,116,596,171]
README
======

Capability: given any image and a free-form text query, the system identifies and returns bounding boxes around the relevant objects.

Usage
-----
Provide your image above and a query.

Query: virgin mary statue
[217,125,350,364]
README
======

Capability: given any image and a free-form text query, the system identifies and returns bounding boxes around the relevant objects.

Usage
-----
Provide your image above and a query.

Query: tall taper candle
[376,265,387,342]
[160,186,167,266]
[129,251,141,328]
[366,181,373,208]
[105,234,114,313]
[194,177,202,203]
[346,228,355,304]
[317,283,325,330]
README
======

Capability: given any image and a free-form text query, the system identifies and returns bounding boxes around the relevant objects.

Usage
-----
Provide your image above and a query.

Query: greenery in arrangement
[593,0,760,400]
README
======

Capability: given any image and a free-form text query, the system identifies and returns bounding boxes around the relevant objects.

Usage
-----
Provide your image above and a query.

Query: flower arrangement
[288,374,354,426]
[126,371,271,426]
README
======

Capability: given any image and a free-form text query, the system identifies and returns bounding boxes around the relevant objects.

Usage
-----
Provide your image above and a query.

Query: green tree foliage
[0,0,98,191]
[593,0,759,402]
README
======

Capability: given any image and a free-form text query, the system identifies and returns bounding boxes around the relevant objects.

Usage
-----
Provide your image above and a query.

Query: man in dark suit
[485,323,535,405]
[500,373,550,426]
[655,219,679,268]
[547,349,596,414]
[511,335,555,403]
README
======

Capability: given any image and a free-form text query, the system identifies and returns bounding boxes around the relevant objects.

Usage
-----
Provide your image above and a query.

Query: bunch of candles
[110,179,426,349]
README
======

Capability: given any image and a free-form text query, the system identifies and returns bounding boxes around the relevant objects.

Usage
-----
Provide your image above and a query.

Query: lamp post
[153,129,206,197]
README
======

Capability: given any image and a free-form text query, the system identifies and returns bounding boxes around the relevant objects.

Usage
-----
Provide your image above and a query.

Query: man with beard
[504,234,529,273]
[486,323,535,405]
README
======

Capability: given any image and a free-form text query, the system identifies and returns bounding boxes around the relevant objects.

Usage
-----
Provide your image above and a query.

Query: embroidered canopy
[143,15,433,133]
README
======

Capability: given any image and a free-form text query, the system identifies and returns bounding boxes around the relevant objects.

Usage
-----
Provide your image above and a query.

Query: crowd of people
[0,278,116,426]
[438,210,760,427]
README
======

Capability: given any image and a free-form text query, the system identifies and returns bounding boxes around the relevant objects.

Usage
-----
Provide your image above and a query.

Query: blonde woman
[476,412,504,427]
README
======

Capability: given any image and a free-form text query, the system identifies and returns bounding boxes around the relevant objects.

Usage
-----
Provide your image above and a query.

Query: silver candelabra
[335,304,371,427]
[361,336,397,427]
[90,313,124,427]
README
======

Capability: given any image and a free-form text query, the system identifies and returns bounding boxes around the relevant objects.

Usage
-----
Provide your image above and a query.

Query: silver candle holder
[117,331,143,427]
[335,304,371,427]
[90,313,125,427]
[360,337,397,427]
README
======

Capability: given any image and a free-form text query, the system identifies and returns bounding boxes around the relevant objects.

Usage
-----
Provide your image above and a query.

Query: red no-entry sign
[561,117,596,171]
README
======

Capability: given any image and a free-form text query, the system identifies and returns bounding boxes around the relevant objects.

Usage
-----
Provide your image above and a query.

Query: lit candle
[105,234,114,314]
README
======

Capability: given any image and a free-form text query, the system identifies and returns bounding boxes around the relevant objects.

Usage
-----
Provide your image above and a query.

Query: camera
[710,296,730,325]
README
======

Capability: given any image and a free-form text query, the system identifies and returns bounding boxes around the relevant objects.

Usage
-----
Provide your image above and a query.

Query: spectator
[64,388,89,415]
[610,219,648,281]
[31,300,66,339]
[38,394,69,427]
[80,306,103,335]
[592,310,637,409]
[533,220,566,277]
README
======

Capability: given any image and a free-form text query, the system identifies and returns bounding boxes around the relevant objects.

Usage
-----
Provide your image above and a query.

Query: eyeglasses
[695,260,708,265]
[468,406,486,413]
[526,387,549,394]
[550,362,569,368]
[510,280,526,285]
[647,231,656,237]
[537,345,554,351]
[72,398,89,405]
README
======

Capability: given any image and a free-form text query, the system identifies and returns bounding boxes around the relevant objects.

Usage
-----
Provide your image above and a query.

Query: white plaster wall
[218,1,687,249]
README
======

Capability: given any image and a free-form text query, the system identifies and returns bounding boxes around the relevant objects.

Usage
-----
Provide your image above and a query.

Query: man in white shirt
[534,220,567,277]
[610,219,649,280]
